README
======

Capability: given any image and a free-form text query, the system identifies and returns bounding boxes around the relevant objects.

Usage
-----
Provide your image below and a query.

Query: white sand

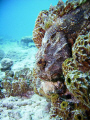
[0,94,51,120]
[0,41,56,120]
[0,41,38,71]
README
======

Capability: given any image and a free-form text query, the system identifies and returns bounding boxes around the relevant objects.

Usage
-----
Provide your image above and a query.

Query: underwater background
[0,0,90,120]
[0,0,66,40]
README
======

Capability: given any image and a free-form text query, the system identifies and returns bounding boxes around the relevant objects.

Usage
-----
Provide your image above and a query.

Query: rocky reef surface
[33,0,90,81]
[0,0,90,120]
[32,0,90,119]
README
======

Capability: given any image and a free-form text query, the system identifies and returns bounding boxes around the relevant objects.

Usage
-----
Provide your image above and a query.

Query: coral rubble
[1,68,33,97]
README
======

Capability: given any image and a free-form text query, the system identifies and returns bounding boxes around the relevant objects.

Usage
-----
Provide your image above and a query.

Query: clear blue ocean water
[0,0,66,41]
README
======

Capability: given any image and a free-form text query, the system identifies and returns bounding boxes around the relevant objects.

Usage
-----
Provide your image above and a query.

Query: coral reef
[65,70,90,109]
[33,11,48,48]
[61,32,90,119]
[51,93,60,107]
[72,32,90,73]
[62,57,77,76]
[32,0,90,119]
[33,0,90,81]
[33,0,90,49]
[1,68,33,97]
[1,0,89,119]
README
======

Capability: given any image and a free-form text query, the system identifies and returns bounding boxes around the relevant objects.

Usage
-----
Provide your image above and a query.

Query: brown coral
[72,32,90,72]
[33,8,58,48]
[33,11,48,48]
[33,0,90,49]
[65,70,90,109]
[62,58,77,76]
[73,110,87,120]
[38,1,90,47]
[2,68,33,96]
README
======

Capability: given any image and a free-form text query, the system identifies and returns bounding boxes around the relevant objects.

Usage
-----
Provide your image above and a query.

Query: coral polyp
[60,101,68,110]
[73,110,86,120]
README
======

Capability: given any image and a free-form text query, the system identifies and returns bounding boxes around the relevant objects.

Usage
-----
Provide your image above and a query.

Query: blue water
[0,0,66,41]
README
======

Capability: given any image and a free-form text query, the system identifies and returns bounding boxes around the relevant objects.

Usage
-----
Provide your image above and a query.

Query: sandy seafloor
[0,40,53,120]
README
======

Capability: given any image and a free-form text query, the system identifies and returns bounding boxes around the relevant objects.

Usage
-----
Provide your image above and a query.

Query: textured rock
[21,36,33,47]
[1,58,13,71]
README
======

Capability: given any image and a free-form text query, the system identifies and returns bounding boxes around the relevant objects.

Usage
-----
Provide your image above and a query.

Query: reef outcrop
[33,0,90,81]
[0,58,13,71]
[20,36,33,47]
[32,0,90,119]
